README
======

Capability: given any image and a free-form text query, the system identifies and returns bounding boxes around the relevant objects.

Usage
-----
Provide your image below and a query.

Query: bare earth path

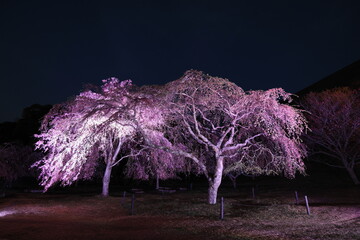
[0,215,203,240]
[0,193,215,240]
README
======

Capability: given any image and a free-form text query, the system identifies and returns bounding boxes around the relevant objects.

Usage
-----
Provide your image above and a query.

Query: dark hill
[297,59,360,95]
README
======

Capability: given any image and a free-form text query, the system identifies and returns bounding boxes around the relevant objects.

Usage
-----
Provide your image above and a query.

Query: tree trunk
[208,157,224,204]
[102,162,113,197]
[227,174,237,189]
[231,178,237,189]
[346,167,360,185]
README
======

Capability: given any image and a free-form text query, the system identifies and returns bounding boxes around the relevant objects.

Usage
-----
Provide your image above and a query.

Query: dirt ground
[0,215,205,240]
[0,193,216,240]
[1,183,360,240]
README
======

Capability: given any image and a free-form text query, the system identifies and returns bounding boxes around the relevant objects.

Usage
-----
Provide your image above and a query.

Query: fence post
[220,197,224,220]
[131,194,135,215]
[294,191,299,205]
[156,176,160,190]
[305,195,311,215]
[121,191,126,205]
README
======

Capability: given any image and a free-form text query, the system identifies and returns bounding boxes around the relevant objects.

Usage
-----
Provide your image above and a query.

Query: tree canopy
[34,78,170,195]
[34,70,308,202]
[149,70,307,203]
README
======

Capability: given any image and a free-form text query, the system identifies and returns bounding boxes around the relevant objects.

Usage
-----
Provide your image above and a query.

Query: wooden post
[131,194,135,215]
[294,191,299,205]
[189,183,193,191]
[252,187,256,199]
[305,195,310,215]
[220,197,224,220]
[122,191,126,205]
[156,176,159,190]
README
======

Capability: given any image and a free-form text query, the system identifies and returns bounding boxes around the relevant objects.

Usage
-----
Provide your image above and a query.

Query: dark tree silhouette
[301,87,360,185]
[0,143,41,184]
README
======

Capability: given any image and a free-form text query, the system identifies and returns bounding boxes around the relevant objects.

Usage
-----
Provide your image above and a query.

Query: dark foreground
[1,183,360,240]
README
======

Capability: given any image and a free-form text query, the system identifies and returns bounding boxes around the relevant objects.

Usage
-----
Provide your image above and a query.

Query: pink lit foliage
[156,70,307,204]
[124,130,186,181]
[34,78,165,196]
[33,71,308,201]
[301,88,360,185]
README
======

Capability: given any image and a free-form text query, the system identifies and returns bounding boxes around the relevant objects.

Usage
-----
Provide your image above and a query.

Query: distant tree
[226,172,258,189]
[0,122,17,144]
[0,104,51,193]
[0,104,51,145]
[301,87,360,185]
[34,78,167,196]
[0,143,41,185]
[146,71,308,204]
[0,144,18,184]
[226,172,241,189]
[12,104,52,144]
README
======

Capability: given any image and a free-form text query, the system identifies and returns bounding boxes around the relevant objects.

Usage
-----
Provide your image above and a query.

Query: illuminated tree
[34,78,165,196]
[34,71,308,203]
[148,71,307,204]
[301,88,360,185]
[124,130,186,182]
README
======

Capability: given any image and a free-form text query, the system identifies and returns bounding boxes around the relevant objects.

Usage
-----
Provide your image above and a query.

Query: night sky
[1,0,360,122]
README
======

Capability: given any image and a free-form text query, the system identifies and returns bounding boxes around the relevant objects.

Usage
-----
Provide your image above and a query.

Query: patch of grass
[126,188,360,240]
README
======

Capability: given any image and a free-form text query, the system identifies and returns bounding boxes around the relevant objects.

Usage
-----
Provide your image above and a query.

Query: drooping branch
[222,133,263,153]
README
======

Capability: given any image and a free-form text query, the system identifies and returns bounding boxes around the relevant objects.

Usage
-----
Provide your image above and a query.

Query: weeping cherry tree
[152,70,308,204]
[34,78,164,196]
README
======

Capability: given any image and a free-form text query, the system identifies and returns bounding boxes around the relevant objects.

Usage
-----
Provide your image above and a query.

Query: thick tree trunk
[208,157,224,204]
[346,167,360,185]
[208,179,222,204]
[102,162,113,197]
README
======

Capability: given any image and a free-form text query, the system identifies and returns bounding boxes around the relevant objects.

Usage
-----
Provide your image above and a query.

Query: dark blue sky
[1,0,360,122]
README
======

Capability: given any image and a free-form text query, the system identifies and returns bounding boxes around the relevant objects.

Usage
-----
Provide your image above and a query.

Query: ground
[1,181,360,240]
[0,193,207,240]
